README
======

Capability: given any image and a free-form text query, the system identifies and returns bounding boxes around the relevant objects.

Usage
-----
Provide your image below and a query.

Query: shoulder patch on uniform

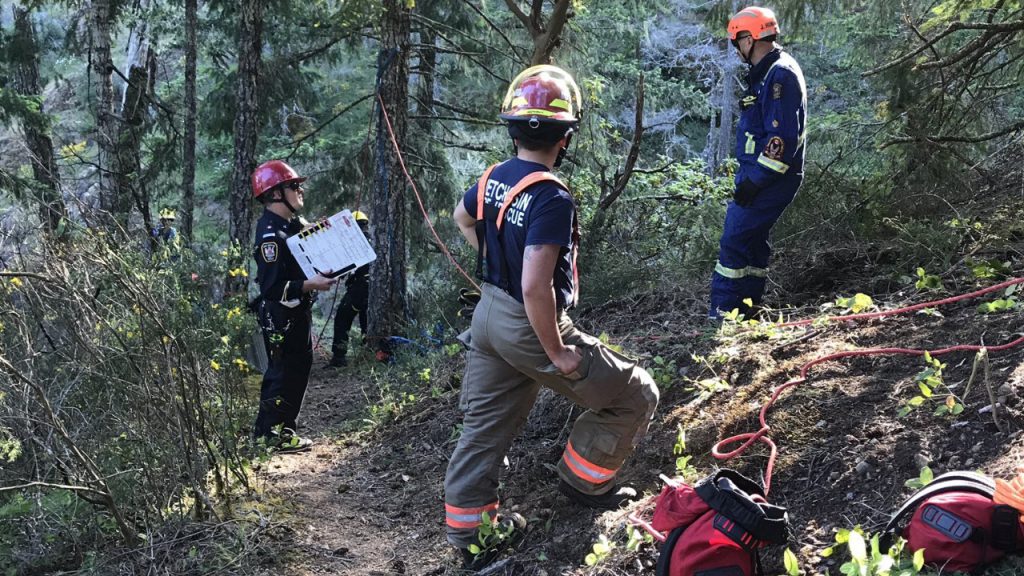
[772,82,783,100]
[764,136,785,160]
[261,241,278,263]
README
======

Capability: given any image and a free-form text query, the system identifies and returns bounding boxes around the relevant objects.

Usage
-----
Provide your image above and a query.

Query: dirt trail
[259,365,455,575]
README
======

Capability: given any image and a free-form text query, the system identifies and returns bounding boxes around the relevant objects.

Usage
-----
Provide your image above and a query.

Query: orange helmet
[728,6,780,40]
[500,65,581,125]
[251,160,306,199]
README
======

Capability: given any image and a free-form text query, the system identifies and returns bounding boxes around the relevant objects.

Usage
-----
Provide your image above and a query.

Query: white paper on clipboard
[285,209,376,279]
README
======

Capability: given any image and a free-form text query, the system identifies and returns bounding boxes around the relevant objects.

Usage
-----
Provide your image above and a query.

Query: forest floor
[248,267,1024,576]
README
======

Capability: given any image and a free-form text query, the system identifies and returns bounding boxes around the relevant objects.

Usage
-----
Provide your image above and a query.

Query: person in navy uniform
[327,210,371,368]
[710,6,807,318]
[250,160,337,452]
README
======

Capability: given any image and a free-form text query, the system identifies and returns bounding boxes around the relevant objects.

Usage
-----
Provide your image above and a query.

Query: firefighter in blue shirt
[250,160,337,452]
[710,6,807,318]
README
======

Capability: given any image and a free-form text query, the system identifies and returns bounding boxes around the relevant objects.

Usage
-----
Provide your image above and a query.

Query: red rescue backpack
[652,470,789,576]
[881,471,1024,573]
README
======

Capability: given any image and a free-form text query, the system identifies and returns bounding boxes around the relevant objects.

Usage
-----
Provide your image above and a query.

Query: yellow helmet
[500,65,582,125]
[352,210,369,224]
[159,208,176,220]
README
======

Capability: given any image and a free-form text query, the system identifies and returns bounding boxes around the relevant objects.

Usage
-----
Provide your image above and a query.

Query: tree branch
[862,20,1024,77]
[456,0,527,64]
[503,0,532,32]
[0,271,51,282]
[880,118,1024,148]
[285,93,375,159]
[599,75,645,211]
[0,481,108,498]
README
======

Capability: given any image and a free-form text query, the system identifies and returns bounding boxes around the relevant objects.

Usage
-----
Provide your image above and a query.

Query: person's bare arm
[521,244,580,374]
[453,200,478,250]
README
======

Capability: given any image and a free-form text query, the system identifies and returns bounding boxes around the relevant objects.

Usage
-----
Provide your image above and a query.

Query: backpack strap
[474,163,501,281]
[655,525,686,576]
[695,469,789,545]
[474,168,581,307]
[880,472,997,550]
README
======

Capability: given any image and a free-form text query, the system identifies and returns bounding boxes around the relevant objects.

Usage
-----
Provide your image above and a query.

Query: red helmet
[251,160,307,199]
[500,65,581,125]
[728,6,780,40]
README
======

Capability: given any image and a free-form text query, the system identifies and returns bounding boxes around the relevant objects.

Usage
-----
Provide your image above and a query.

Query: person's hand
[733,179,760,207]
[306,272,338,292]
[551,345,583,377]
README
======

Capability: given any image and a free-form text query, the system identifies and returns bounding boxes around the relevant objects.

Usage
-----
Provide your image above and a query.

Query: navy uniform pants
[331,286,368,359]
[710,179,800,317]
[253,301,312,439]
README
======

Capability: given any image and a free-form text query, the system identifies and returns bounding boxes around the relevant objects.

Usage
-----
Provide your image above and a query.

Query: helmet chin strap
[269,189,298,215]
[554,132,574,168]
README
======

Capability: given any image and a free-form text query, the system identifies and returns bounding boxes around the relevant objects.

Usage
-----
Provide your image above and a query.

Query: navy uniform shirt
[462,158,576,309]
[735,48,807,191]
[253,209,308,308]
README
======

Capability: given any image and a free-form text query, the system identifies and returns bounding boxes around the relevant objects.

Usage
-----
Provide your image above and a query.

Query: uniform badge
[772,82,782,100]
[261,241,278,263]
[764,136,785,160]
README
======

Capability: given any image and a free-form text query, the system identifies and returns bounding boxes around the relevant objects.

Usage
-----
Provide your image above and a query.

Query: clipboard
[285,209,376,279]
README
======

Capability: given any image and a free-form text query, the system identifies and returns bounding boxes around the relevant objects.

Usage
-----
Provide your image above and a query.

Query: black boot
[325,355,348,369]
[558,479,637,510]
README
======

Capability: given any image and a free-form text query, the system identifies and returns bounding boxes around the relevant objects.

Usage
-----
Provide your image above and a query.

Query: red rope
[375,93,480,291]
[713,277,1024,495]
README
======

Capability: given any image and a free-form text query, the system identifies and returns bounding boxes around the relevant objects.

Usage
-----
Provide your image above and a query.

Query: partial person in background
[250,160,337,452]
[326,210,371,368]
[709,6,807,319]
[150,207,181,260]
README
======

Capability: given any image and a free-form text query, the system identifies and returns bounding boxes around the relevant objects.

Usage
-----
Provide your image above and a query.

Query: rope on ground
[713,276,1024,495]
[375,92,480,291]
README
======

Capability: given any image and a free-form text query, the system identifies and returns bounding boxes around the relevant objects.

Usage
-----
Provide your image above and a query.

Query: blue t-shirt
[462,158,576,309]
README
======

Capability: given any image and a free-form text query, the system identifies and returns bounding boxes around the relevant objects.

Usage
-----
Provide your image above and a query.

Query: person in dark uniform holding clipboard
[250,159,337,452]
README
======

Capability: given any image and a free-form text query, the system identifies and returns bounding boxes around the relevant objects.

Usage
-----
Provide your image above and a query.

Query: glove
[733,179,760,207]
[457,288,481,320]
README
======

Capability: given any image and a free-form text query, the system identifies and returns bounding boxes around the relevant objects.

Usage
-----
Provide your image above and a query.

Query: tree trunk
[367,0,411,348]
[708,0,741,173]
[89,0,118,221]
[228,0,264,291]
[117,4,152,235]
[12,5,67,233]
[181,0,198,243]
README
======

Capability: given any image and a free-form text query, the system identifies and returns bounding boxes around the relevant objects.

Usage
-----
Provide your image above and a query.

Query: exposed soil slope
[258,273,1024,576]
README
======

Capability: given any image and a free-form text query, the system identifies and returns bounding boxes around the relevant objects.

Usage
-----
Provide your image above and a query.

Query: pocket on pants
[459,349,475,411]
[555,344,634,412]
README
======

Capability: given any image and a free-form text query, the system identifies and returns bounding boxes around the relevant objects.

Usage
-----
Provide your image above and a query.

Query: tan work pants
[444,284,659,547]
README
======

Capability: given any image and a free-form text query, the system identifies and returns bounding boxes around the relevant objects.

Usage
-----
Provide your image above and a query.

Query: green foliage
[673,425,699,482]
[467,511,520,558]
[977,285,1020,314]
[783,548,801,576]
[898,352,963,418]
[584,533,615,566]
[914,268,943,291]
[0,227,256,571]
[904,466,934,490]
[650,355,679,389]
[835,293,875,314]
[820,527,925,576]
